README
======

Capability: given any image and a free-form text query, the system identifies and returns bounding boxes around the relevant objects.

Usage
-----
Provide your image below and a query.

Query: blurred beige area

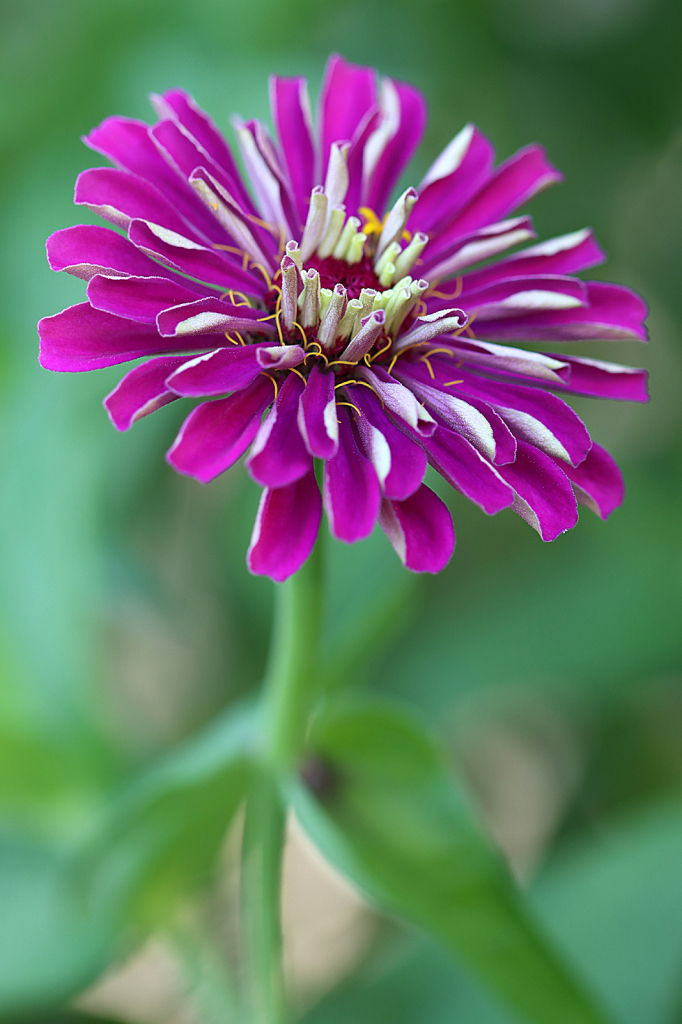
[76,813,375,1023]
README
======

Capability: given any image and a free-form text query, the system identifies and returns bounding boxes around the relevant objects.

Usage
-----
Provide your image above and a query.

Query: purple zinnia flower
[38,54,648,582]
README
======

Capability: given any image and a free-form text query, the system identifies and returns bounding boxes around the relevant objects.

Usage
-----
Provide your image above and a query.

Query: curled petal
[447,371,592,467]
[461,228,606,290]
[247,468,322,583]
[270,75,316,228]
[553,442,625,520]
[154,87,255,213]
[167,344,304,397]
[474,281,649,342]
[166,374,274,483]
[156,297,276,338]
[127,218,266,296]
[297,363,338,459]
[546,353,649,402]
[358,366,436,436]
[412,125,495,237]
[423,428,515,515]
[87,273,202,323]
[38,303,182,371]
[440,144,563,244]
[247,373,312,488]
[363,77,427,216]
[352,386,426,500]
[47,225,161,281]
[324,406,380,542]
[498,441,578,540]
[104,356,187,430]
[75,167,198,240]
[379,484,455,573]
[84,115,222,242]
[319,54,377,184]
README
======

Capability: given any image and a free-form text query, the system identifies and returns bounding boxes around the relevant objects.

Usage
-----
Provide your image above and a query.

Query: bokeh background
[1,0,682,1021]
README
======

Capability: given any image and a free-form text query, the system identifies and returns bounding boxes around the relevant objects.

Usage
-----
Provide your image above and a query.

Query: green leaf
[531,797,682,1024]
[294,699,613,1024]
[88,702,257,925]
[0,836,115,1015]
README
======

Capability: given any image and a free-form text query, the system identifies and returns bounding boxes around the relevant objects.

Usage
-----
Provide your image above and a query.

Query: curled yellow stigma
[358,207,386,237]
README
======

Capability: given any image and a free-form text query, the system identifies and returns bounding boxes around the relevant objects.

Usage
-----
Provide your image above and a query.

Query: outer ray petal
[324,406,381,542]
[497,441,578,540]
[247,468,322,582]
[166,374,275,483]
[379,484,455,573]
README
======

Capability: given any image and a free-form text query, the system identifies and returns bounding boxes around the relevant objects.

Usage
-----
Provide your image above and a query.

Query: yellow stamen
[370,336,392,362]
[288,367,307,384]
[353,379,385,407]
[292,321,308,344]
[336,400,362,417]
[358,206,387,237]
[443,380,464,386]
[421,356,435,379]
[260,372,278,400]
[428,278,463,301]
[249,262,272,289]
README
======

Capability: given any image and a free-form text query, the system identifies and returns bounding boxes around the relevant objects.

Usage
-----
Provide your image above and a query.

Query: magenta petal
[547,353,649,402]
[324,407,381,542]
[379,484,455,573]
[167,374,274,483]
[47,225,161,281]
[444,144,563,241]
[397,364,517,465]
[84,115,222,243]
[270,76,316,228]
[38,303,179,371]
[247,468,322,583]
[352,386,427,499]
[364,78,427,216]
[167,343,304,397]
[87,274,201,323]
[319,54,377,184]
[104,355,188,430]
[461,228,606,291]
[460,274,587,319]
[411,126,495,237]
[474,281,649,342]
[450,371,592,467]
[423,428,515,514]
[156,297,277,338]
[127,218,266,297]
[156,88,255,214]
[150,117,243,202]
[553,442,625,520]
[247,373,312,488]
[297,363,338,459]
[75,167,197,239]
[497,441,578,540]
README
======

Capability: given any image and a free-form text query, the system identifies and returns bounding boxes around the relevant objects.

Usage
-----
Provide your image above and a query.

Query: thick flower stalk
[39,55,648,581]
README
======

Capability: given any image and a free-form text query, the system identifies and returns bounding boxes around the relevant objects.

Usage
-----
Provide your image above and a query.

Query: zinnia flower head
[38,54,648,582]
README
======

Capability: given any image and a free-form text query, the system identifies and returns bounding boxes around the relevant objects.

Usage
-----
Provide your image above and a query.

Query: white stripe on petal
[419,124,475,189]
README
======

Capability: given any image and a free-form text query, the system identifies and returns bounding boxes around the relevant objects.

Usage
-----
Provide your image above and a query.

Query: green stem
[262,537,324,768]
[241,540,325,1024]
[241,764,287,1024]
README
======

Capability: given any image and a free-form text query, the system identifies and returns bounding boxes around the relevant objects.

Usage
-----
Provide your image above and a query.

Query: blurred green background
[1,0,681,1021]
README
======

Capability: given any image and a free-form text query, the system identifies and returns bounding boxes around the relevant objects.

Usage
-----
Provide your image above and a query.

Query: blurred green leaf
[531,797,682,1024]
[0,835,115,1016]
[295,699,612,1024]
[88,702,256,926]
